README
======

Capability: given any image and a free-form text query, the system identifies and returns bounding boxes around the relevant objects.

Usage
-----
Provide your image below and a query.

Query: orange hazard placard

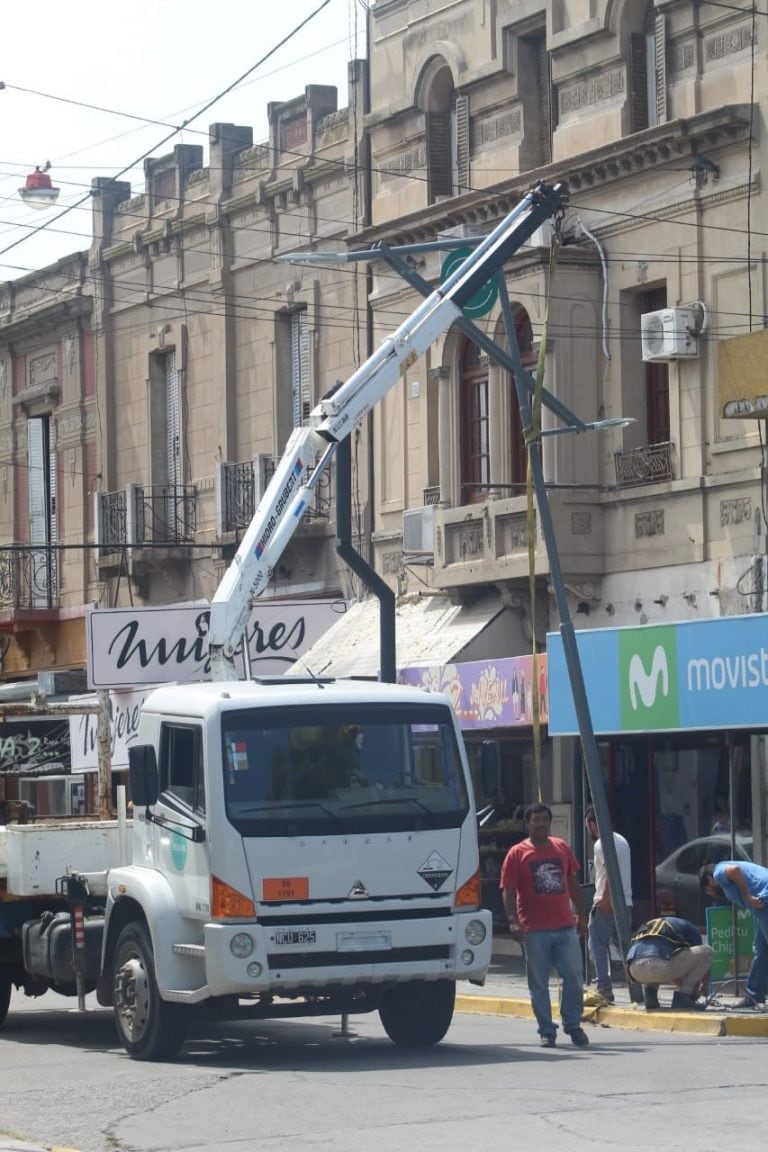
[263,876,309,901]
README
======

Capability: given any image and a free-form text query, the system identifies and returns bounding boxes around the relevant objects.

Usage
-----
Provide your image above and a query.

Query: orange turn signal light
[454,869,481,908]
[211,875,256,920]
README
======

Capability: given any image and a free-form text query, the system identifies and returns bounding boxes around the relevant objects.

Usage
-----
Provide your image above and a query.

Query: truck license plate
[336,931,391,952]
[274,929,317,946]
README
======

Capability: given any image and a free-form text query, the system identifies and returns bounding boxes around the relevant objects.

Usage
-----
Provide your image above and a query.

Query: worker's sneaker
[566,1027,590,1047]
[642,985,660,1011]
[670,991,706,1012]
[733,995,766,1010]
[539,1034,557,1048]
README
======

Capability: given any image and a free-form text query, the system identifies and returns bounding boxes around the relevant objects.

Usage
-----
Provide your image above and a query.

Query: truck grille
[267,945,450,969]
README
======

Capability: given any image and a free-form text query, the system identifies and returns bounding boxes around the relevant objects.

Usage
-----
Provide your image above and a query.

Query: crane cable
[524,240,559,801]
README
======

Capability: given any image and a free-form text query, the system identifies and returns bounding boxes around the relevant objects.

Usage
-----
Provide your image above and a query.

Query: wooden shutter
[538,36,553,165]
[454,94,470,194]
[27,415,55,606]
[630,33,649,132]
[655,14,668,125]
[291,310,311,427]
[427,111,452,199]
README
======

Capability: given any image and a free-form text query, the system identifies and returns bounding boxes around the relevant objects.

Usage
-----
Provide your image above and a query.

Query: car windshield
[221,702,469,836]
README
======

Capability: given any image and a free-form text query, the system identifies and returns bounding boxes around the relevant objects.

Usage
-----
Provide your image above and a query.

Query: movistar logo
[628,645,669,709]
[619,627,679,730]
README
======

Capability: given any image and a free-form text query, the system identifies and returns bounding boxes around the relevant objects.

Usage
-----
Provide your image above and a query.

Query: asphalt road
[1,989,765,1152]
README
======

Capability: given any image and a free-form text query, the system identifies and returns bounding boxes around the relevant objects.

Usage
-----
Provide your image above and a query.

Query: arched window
[459,339,489,505]
[420,59,469,204]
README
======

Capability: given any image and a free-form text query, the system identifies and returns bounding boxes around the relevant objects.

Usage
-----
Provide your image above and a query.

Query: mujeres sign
[87,600,346,689]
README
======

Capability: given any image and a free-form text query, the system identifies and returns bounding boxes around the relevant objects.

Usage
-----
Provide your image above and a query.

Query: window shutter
[655,14,668,125]
[630,33,649,132]
[27,417,47,544]
[426,111,453,199]
[537,37,553,165]
[165,349,181,486]
[291,310,311,427]
[454,95,470,194]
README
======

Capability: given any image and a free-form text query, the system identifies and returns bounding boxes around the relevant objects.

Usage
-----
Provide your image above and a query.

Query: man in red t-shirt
[500,801,589,1048]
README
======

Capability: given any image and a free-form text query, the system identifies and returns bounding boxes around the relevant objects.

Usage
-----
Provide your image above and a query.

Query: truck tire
[379,979,455,1047]
[0,976,11,1028]
[112,922,188,1061]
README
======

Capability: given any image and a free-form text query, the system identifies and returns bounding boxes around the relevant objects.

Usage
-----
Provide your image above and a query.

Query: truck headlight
[465,919,487,946]
[461,949,475,966]
[230,932,254,958]
[247,961,263,978]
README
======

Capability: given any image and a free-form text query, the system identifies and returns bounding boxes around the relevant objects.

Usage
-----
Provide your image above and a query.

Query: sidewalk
[456,945,768,1038]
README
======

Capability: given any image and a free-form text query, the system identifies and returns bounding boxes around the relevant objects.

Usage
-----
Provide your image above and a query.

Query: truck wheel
[0,976,11,1027]
[112,922,188,1061]
[379,979,455,1047]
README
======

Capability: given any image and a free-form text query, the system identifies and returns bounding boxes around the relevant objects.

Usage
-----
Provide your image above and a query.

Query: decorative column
[431,366,451,505]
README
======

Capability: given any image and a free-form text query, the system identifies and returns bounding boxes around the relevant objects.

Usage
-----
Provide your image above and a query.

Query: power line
[0,0,333,262]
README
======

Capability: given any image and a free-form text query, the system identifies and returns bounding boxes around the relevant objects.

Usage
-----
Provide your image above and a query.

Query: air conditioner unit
[402,506,435,554]
[641,307,700,362]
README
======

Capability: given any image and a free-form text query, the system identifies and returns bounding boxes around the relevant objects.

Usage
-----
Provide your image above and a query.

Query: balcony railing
[614,441,675,489]
[134,484,196,544]
[0,547,59,610]
[217,455,329,536]
[96,483,197,553]
[98,489,127,551]
[423,485,441,506]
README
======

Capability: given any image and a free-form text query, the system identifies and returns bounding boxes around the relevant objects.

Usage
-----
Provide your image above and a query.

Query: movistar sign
[548,614,768,734]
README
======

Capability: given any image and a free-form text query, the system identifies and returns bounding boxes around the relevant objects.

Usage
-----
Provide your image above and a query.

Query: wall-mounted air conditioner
[402,506,435,555]
[641,307,700,362]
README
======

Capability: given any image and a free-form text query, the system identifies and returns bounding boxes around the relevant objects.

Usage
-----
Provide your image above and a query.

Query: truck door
[155,722,210,921]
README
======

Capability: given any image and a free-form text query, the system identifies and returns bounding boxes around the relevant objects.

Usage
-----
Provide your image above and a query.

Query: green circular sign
[440,246,499,319]
[170,830,188,872]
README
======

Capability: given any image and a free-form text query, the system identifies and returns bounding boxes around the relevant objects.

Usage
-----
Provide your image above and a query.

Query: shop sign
[706,905,755,982]
[69,687,151,772]
[0,718,71,776]
[548,614,768,735]
[399,654,548,729]
[87,599,347,689]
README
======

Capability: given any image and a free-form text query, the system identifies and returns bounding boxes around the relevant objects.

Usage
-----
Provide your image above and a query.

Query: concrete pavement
[456,947,768,1038]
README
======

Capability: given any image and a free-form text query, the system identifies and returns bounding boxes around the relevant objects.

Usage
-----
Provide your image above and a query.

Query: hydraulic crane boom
[209,180,568,679]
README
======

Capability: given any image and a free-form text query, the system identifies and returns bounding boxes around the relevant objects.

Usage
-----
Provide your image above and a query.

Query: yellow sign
[718,329,768,418]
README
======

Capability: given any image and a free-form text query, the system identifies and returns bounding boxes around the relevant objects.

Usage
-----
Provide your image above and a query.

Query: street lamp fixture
[19,162,60,209]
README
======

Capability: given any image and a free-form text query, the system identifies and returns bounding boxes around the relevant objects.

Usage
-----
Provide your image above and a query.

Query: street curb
[455,995,768,1037]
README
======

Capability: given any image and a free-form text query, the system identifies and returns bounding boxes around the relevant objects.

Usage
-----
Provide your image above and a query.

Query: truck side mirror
[480,739,502,803]
[129,744,159,808]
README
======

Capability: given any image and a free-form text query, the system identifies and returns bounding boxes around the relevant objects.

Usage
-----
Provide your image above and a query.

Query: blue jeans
[588,905,630,992]
[523,926,585,1038]
[746,907,768,1003]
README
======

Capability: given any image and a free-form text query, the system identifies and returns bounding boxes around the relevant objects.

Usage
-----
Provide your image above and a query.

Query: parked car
[655,834,753,926]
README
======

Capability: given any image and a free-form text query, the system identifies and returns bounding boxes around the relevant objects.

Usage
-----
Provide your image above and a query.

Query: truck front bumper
[199,908,492,998]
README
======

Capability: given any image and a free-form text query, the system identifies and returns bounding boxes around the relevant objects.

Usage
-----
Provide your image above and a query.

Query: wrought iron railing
[614,441,675,489]
[221,460,257,533]
[0,547,59,609]
[423,485,441,506]
[134,484,197,543]
[99,489,127,550]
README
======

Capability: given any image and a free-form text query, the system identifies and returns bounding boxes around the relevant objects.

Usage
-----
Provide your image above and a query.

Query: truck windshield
[221,702,469,836]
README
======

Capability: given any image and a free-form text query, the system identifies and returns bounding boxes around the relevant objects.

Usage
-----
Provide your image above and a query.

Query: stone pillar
[432,367,452,505]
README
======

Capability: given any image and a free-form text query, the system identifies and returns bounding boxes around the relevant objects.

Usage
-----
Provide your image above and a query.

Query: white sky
[0,0,366,279]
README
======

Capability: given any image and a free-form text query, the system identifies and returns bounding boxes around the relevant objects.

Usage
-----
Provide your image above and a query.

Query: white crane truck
[0,181,566,1059]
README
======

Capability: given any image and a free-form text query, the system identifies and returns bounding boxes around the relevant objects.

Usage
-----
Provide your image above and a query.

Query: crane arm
[209,181,567,679]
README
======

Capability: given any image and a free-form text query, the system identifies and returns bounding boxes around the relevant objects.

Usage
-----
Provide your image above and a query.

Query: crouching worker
[626,916,713,1012]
